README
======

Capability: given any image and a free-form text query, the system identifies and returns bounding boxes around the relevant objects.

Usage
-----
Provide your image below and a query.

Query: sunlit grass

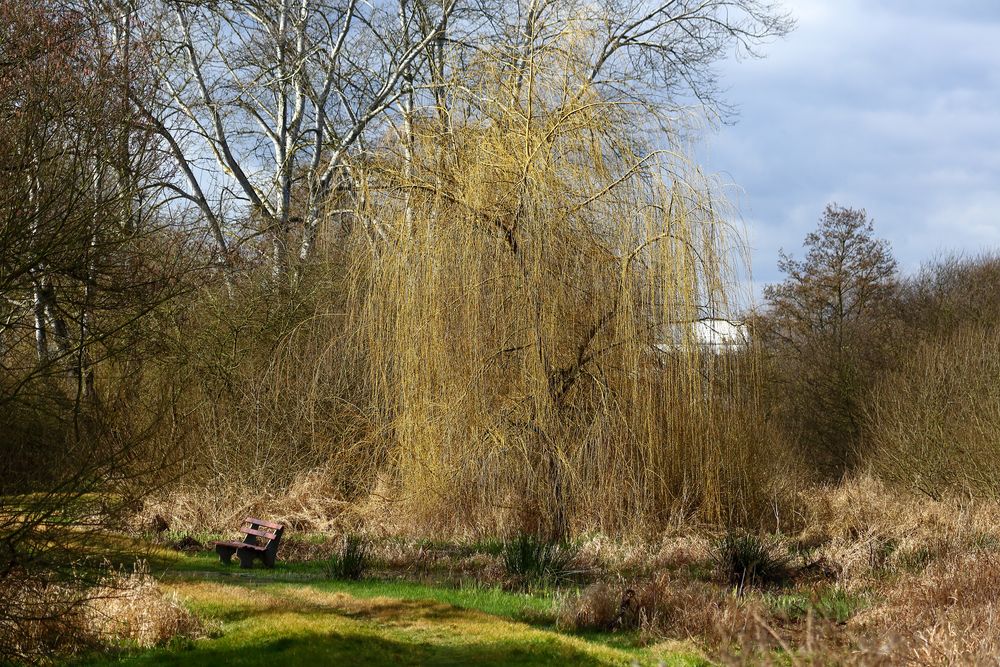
[77,579,707,666]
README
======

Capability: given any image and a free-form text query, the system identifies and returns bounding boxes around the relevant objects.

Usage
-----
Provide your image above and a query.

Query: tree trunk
[32,278,48,363]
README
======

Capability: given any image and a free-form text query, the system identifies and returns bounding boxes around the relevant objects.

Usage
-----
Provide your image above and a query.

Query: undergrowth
[501,534,581,586]
[324,534,370,581]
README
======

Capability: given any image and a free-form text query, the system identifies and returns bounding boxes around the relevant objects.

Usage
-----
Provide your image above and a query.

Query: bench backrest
[239,517,284,555]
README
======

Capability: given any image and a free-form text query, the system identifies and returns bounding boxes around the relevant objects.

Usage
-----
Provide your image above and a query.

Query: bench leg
[237,549,257,568]
[216,545,237,565]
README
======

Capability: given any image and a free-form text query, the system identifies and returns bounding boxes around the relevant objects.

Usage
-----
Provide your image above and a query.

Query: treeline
[757,205,1000,498]
[2,0,796,610]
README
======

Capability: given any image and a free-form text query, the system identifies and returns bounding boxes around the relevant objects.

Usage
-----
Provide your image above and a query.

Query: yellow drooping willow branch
[334,44,771,537]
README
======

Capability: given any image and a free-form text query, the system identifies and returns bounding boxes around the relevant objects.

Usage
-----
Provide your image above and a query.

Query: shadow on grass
[78,589,623,667]
[87,623,619,667]
[70,577,707,666]
[196,589,482,626]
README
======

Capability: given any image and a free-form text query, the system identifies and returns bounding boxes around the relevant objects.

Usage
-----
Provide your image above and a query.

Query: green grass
[311,579,556,622]
[765,587,866,625]
[74,578,707,666]
[58,534,709,666]
[141,541,328,577]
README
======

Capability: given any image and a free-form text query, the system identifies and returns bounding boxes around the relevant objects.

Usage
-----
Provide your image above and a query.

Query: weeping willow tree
[323,35,777,538]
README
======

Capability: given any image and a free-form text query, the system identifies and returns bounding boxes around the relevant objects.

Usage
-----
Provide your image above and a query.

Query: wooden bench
[213,517,285,569]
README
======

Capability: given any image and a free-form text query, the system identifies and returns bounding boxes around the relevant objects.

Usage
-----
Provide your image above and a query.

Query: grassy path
[81,577,707,666]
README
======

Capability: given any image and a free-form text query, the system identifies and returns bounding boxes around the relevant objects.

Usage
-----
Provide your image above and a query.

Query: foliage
[711,531,793,591]
[325,535,371,581]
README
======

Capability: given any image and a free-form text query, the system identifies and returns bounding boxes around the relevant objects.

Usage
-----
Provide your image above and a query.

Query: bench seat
[213,518,284,568]
[215,540,266,551]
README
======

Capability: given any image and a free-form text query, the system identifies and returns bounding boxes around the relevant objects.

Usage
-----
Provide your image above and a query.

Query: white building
[656,318,750,354]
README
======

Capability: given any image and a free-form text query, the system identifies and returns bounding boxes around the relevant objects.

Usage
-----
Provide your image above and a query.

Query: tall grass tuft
[501,534,579,586]
[712,531,793,592]
[325,535,371,581]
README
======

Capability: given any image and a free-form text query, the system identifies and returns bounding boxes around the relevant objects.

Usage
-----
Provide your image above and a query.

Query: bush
[712,532,793,591]
[867,326,1000,499]
[0,562,204,663]
[325,534,370,580]
[555,583,622,631]
[501,534,579,586]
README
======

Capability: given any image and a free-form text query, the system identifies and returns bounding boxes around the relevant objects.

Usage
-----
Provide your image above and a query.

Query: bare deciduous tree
[124,0,456,284]
[761,204,898,475]
[114,0,790,286]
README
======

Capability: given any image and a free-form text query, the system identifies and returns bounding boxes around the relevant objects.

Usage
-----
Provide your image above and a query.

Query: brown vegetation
[0,563,204,663]
[5,0,1000,664]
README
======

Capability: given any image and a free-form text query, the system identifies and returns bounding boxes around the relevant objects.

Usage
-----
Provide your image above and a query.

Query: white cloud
[701,0,1000,293]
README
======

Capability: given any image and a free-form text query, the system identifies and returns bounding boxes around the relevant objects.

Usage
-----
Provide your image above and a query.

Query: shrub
[325,534,370,580]
[555,583,622,631]
[501,533,579,586]
[712,532,793,591]
[867,326,1000,499]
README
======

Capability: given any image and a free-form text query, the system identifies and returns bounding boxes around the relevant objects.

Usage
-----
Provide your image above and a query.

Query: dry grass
[575,533,713,577]
[0,562,204,663]
[852,553,1000,666]
[555,573,777,659]
[142,465,361,534]
[634,574,761,644]
[548,481,1000,664]
[796,477,1000,582]
[556,583,622,631]
[84,562,205,649]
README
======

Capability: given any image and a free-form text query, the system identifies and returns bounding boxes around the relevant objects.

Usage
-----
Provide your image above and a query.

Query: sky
[699,0,1000,298]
